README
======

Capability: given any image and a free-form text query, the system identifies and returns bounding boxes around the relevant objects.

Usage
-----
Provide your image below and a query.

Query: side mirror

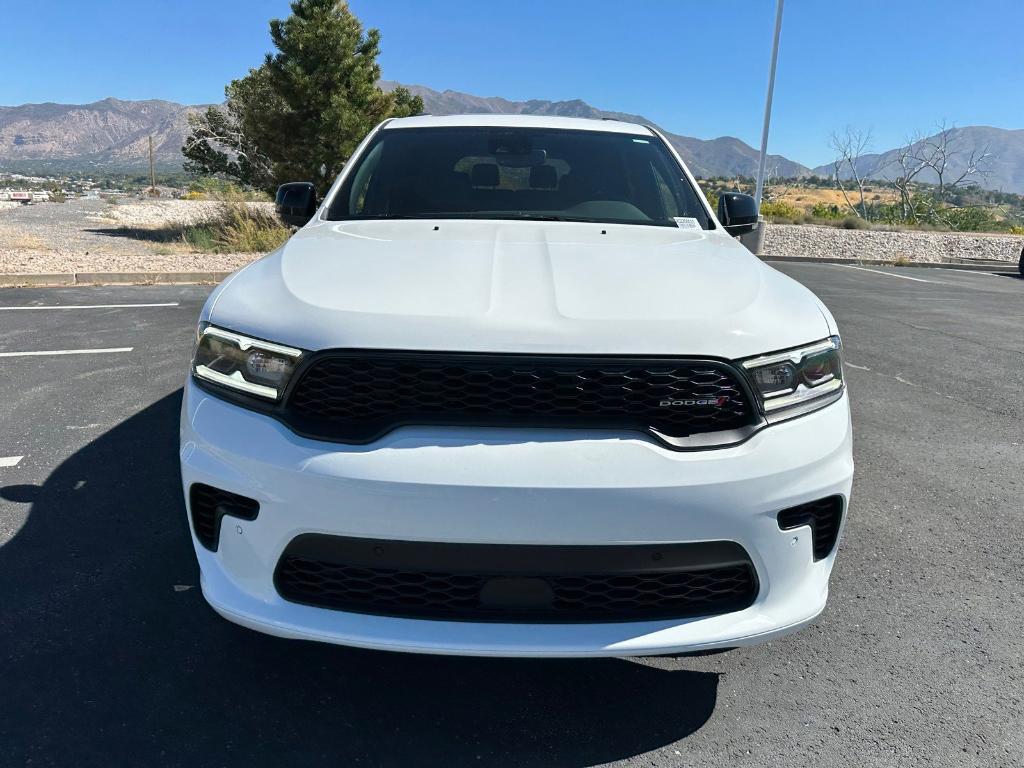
[275,182,318,227]
[717,192,759,236]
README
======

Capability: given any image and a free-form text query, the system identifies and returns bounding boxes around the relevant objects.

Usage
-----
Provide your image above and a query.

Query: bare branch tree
[890,130,930,223]
[829,127,875,220]
[909,122,992,197]
[182,104,275,191]
[885,123,996,227]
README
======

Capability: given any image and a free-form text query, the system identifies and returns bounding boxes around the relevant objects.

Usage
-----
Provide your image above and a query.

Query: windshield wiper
[498,213,570,222]
[348,213,436,220]
[413,212,572,222]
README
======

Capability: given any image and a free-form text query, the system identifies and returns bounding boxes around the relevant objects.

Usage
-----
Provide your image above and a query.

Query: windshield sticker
[673,217,701,230]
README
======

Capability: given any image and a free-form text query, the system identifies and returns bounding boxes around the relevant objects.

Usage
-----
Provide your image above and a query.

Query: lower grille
[189,484,260,551]
[274,535,758,622]
[777,496,844,560]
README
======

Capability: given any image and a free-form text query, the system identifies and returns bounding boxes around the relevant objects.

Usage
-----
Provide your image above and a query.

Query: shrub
[760,200,801,221]
[48,184,67,203]
[1008,225,1024,235]
[211,202,290,252]
[939,206,995,232]
[186,178,269,202]
[840,216,869,229]
[810,202,845,220]
[133,202,291,253]
[182,225,217,251]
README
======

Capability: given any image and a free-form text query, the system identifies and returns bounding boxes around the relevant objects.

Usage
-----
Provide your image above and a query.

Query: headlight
[741,336,844,418]
[192,324,303,400]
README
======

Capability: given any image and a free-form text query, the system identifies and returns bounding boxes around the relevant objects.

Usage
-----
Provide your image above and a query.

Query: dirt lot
[0,198,267,274]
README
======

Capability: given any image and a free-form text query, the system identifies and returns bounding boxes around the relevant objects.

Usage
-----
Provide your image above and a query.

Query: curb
[0,271,233,287]
[760,255,1019,273]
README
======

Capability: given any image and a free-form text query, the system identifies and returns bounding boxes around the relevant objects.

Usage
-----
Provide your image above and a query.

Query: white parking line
[0,303,179,310]
[0,347,133,358]
[835,265,935,283]
[933,268,1003,277]
[0,456,24,468]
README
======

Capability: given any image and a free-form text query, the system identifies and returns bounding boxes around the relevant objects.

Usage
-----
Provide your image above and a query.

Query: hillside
[380,81,810,179]
[0,86,807,179]
[2,87,1021,191]
[0,97,202,174]
[810,126,1024,194]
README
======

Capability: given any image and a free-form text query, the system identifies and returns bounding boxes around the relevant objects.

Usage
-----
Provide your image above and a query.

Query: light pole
[753,0,784,211]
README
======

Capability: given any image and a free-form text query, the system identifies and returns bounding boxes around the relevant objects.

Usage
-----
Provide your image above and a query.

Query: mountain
[2,89,1021,192]
[380,81,810,179]
[0,97,202,175]
[810,126,1024,194]
[0,87,808,179]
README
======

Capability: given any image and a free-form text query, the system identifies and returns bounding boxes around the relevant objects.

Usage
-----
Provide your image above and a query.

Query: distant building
[0,189,51,203]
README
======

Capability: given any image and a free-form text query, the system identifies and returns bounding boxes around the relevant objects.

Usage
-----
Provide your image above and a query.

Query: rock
[762,223,1024,264]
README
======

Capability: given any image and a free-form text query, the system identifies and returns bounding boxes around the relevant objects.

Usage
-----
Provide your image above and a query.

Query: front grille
[777,496,844,560]
[274,535,758,622]
[282,351,758,447]
[188,484,260,551]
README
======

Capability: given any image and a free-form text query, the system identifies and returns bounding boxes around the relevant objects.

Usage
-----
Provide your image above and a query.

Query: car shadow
[0,391,720,767]
[84,226,186,243]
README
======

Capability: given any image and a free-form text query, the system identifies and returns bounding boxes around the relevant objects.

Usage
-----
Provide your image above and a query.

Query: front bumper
[180,378,854,657]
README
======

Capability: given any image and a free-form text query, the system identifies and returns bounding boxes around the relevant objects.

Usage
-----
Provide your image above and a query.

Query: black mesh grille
[282,351,757,446]
[777,496,844,560]
[189,484,259,552]
[274,536,758,622]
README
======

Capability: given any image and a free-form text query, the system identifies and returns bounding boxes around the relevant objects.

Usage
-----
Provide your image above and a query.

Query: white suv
[182,115,853,657]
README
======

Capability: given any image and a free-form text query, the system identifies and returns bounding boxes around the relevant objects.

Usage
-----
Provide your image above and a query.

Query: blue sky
[1,0,1021,166]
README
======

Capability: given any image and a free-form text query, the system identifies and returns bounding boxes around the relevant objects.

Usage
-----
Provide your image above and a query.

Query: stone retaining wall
[762,223,1024,264]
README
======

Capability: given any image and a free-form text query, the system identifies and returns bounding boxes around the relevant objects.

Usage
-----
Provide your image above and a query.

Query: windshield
[327,126,713,228]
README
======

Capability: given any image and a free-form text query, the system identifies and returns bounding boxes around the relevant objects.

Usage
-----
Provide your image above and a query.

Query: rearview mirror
[717,192,759,236]
[275,182,318,227]
[496,149,547,168]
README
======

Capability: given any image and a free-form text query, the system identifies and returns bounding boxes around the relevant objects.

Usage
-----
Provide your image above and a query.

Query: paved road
[0,264,1021,767]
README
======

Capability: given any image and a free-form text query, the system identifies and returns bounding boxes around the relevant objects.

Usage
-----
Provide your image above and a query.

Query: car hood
[208,219,831,358]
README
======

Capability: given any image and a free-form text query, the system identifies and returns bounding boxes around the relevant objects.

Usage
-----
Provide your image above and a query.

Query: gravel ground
[0,198,266,273]
[2,199,1023,273]
[764,223,1024,263]
[99,199,275,228]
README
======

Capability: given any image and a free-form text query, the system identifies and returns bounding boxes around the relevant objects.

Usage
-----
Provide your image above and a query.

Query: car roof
[382,113,654,136]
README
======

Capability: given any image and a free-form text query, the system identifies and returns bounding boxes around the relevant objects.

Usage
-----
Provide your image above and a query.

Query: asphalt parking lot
[1,262,1021,767]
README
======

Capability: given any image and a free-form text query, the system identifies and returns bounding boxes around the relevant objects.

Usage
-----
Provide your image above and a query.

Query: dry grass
[0,224,47,250]
[775,186,900,209]
[113,201,291,254]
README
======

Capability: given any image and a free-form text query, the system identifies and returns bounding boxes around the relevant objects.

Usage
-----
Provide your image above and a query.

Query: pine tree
[183,0,422,194]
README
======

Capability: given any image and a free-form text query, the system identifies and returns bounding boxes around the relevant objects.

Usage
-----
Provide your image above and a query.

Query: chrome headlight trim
[740,336,844,419]
[741,338,837,370]
[192,324,304,401]
[200,325,303,358]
